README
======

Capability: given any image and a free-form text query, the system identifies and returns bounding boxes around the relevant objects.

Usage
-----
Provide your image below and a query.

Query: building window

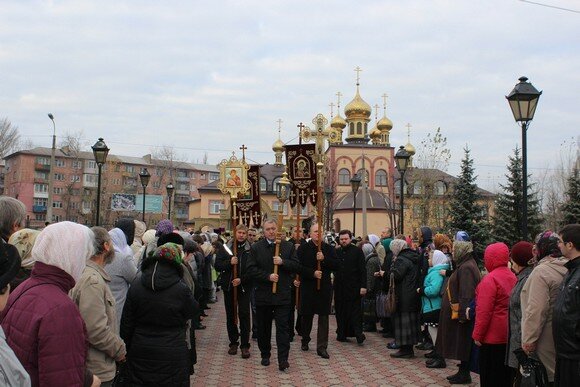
[260,177,267,192]
[434,181,447,196]
[53,187,64,194]
[36,157,49,165]
[52,215,61,222]
[153,181,161,189]
[34,184,48,193]
[114,164,121,172]
[35,171,48,180]
[209,200,224,214]
[177,170,188,178]
[394,180,408,194]
[412,205,423,218]
[82,201,92,211]
[356,169,369,183]
[84,174,98,184]
[70,202,80,210]
[35,214,46,221]
[209,172,219,181]
[55,159,65,167]
[52,201,63,208]
[375,169,387,186]
[413,181,423,195]
[34,198,47,206]
[178,183,188,191]
[338,169,351,185]
[86,161,97,169]
[112,178,121,185]
[272,201,288,215]
[273,177,282,193]
[156,168,163,176]
[54,173,65,181]
[72,160,82,169]
[200,173,206,180]
[356,122,362,135]
[349,122,355,135]
[70,175,80,182]
[125,165,135,173]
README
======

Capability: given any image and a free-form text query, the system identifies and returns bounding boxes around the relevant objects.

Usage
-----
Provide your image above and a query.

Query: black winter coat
[297,240,339,315]
[334,244,366,301]
[553,257,580,360]
[214,240,251,292]
[247,239,300,306]
[391,248,421,312]
[121,259,196,387]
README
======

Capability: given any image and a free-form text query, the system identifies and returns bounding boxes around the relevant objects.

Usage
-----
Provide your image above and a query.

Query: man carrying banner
[215,224,252,359]
[296,223,339,359]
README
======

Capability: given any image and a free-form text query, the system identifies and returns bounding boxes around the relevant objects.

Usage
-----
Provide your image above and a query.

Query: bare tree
[19,137,36,151]
[59,131,87,221]
[0,118,21,158]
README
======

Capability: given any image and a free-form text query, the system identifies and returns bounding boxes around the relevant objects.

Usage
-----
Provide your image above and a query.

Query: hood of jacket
[140,259,183,291]
[398,248,419,264]
[484,242,510,272]
[420,226,433,248]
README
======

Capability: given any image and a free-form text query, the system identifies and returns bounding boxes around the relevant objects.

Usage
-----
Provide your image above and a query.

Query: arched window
[434,181,447,195]
[338,168,351,185]
[375,169,387,186]
[413,181,423,195]
[273,177,282,192]
[356,168,369,183]
[356,122,362,135]
[349,123,355,135]
[394,179,408,194]
[260,177,267,192]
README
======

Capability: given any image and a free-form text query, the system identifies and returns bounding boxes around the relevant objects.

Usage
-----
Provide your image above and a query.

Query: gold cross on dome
[354,66,362,85]
[277,119,283,130]
[382,93,388,112]
[374,104,380,120]
[406,123,412,142]
[336,92,343,109]
[329,102,335,117]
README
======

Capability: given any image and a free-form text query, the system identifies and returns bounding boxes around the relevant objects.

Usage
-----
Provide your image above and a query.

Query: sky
[1,0,579,192]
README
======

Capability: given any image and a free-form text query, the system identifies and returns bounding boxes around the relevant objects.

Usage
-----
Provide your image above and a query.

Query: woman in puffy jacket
[472,242,516,387]
[419,250,450,369]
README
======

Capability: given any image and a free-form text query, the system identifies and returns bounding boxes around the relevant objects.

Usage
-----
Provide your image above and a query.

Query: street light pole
[350,175,361,238]
[506,76,542,241]
[47,113,56,223]
[139,168,151,224]
[394,146,411,236]
[166,182,174,220]
[92,138,110,227]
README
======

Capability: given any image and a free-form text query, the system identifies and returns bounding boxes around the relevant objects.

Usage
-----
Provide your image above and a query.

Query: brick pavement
[191,294,480,386]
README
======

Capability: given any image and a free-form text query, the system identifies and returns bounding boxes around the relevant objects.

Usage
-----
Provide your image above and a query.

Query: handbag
[515,350,549,387]
[376,291,389,318]
[447,283,460,320]
[385,273,397,315]
[363,296,377,319]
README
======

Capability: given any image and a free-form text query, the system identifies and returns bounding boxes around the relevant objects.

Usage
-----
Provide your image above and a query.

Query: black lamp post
[350,175,361,237]
[506,76,542,241]
[91,138,110,226]
[324,186,333,232]
[166,182,175,220]
[139,168,151,223]
[394,146,411,235]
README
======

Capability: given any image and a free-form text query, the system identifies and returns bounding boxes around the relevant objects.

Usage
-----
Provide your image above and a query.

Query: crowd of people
[0,195,579,386]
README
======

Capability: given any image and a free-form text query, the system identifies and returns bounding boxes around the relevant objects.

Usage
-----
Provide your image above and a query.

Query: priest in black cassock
[296,223,339,359]
[333,229,367,344]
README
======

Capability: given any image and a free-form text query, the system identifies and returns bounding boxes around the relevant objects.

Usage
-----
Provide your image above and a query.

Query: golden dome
[331,113,347,128]
[370,127,382,142]
[377,116,393,131]
[344,89,372,118]
[272,138,285,152]
[405,142,416,156]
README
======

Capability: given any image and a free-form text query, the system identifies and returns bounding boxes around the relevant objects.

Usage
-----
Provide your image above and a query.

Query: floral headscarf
[153,242,183,265]
[535,230,562,260]
[8,228,41,269]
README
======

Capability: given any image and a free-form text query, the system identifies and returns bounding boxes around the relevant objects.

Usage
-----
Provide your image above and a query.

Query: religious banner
[234,164,262,227]
[216,152,251,199]
[285,143,317,208]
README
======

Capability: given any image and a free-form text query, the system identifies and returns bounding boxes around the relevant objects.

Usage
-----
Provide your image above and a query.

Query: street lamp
[166,182,175,219]
[47,113,56,223]
[350,174,361,237]
[139,168,151,223]
[324,186,333,232]
[506,76,542,241]
[92,138,110,227]
[394,145,411,235]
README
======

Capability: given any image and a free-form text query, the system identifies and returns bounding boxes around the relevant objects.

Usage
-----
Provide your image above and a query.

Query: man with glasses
[553,224,580,386]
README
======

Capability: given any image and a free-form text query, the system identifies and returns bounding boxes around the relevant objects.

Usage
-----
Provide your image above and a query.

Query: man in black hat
[0,241,31,384]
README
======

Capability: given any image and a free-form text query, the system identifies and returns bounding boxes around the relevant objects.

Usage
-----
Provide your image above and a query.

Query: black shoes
[228,345,238,355]
[278,360,289,371]
[317,350,330,359]
[415,341,434,351]
[446,371,471,384]
[241,348,250,359]
[426,358,446,368]
[424,350,437,358]
[390,349,415,359]
[356,334,366,345]
[336,336,348,342]
[301,343,309,351]
[387,341,400,350]
[261,358,270,366]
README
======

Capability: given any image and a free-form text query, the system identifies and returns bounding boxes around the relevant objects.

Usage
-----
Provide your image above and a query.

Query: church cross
[309,190,317,200]
[336,91,343,109]
[406,123,412,142]
[354,66,362,86]
[374,104,380,120]
[382,93,388,114]
[240,212,249,224]
[239,145,247,160]
[298,190,308,201]
[329,102,335,117]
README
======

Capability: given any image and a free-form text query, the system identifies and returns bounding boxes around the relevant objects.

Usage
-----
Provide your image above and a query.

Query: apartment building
[3,147,218,229]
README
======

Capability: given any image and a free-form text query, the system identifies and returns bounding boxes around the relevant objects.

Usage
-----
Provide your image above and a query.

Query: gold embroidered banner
[285,144,318,208]
[233,165,262,227]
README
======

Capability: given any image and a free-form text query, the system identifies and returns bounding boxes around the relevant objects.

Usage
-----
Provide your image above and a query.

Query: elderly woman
[389,239,421,359]
[436,241,481,385]
[8,228,40,289]
[121,242,197,386]
[362,243,381,332]
[505,241,534,385]
[520,231,567,383]
[1,222,98,386]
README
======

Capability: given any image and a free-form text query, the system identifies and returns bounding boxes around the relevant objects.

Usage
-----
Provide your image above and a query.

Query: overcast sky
[1,0,578,191]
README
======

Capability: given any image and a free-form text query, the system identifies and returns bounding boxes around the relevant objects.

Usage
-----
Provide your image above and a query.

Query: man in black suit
[246,219,300,371]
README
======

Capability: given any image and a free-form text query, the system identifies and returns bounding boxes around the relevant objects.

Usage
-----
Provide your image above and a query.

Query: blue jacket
[421,264,449,313]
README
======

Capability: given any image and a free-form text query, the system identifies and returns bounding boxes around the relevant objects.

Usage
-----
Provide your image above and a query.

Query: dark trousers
[256,304,292,363]
[555,357,580,387]
[301,314,329,351]
[223,287,251,349]
[479,343,511,387]
[250,288,257,337]
[287,307,302,338]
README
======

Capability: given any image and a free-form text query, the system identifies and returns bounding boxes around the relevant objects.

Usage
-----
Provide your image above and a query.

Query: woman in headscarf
[1,222,98,386]
[362,243,381,332]
[436,241,481,385]
[520,231,567,383]
[130,219,147,256]
[7,228,40,289]
[121,243,197,386]
[134,229,157,267]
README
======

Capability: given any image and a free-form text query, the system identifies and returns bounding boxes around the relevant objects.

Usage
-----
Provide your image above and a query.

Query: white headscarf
[109,228,133,257]
[362,243,375,258]
[368,234,380,247]
[432,250,449,267]
[31,221,94,283]
[390,239,408,258]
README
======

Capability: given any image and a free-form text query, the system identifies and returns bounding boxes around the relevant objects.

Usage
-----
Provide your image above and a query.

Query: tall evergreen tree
[560,168,580,226]
[446,147,491,256]
[492,147,543,246]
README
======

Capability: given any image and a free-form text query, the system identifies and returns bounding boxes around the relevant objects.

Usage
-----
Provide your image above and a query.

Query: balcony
[32,205,47,213]
[35,163,51,171]
[34,177,47,184]
[176,175,190,183]
[176,212,188,219]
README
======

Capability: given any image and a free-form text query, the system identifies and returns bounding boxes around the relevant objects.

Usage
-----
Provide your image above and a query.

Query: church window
[338,169,351,185]
[349,123,354,135]
[413,181,423,195]
[434,181,447,195]
[356,122,362,135]
[260,177,267,192]
[394,179,408,194]
[375,169,387,186]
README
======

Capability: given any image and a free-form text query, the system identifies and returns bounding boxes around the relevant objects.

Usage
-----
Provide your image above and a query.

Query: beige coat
[520,256,568,381]
[71,260,126,382]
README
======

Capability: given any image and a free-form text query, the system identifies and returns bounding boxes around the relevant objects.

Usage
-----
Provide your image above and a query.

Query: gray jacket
[506,266,533,368]
[0,326,31,386]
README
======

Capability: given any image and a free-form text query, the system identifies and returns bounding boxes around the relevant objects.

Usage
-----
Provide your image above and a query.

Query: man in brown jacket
[71,227,126,385]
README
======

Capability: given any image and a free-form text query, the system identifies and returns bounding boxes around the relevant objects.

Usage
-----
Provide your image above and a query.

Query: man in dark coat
[333,229,367,344]
[296,223,339,359]
[246,219,300,371]
[214,224,252,359]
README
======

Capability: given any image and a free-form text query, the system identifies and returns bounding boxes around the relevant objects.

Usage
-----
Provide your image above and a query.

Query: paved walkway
[191,294,480,386]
